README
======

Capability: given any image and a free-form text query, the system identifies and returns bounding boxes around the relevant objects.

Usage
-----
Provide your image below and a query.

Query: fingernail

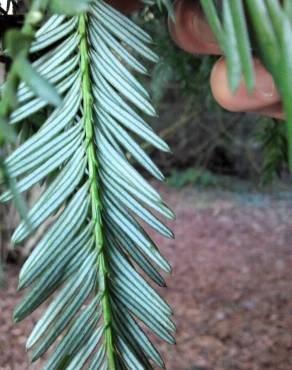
[255,64,278,99]
[256,75,277,98]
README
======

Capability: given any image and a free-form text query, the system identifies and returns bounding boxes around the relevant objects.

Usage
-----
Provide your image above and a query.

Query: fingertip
[257,102,285,120]
[210,58,281,113]
[169,0,221,55]
[210,58,240,111]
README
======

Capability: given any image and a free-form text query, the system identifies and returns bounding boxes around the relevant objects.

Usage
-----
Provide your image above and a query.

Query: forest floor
[1,182,292,370]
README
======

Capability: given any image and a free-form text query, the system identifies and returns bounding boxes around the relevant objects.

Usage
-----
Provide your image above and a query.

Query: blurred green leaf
[229,0,254,93]
[0,150,30,228]
[222,0,242,92]
[14,56,61,107]
[0,118,17,144]
[50,0,91,15]
[5,30,33,58]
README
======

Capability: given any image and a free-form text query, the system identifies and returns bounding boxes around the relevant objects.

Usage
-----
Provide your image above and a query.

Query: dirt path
[1,185,292,370]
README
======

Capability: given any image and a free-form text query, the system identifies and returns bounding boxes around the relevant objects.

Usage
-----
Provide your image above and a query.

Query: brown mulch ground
[1,184,292,370]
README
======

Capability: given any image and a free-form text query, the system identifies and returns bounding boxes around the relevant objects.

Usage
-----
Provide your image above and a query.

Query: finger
[211,58,282,116]
[169,0,221,55]
[255,103,284,120]
[107,0,142,13]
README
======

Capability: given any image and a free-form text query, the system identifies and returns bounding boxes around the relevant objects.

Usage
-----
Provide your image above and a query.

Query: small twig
[141,98,197,153]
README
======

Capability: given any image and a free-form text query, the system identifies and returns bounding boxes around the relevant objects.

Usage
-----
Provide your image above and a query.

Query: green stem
[79,14,116,370]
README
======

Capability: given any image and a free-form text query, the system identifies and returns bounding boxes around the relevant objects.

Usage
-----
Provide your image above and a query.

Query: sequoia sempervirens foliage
[1,0,175,369]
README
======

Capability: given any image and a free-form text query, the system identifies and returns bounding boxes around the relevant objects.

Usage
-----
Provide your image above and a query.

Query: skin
[108,0,284,120]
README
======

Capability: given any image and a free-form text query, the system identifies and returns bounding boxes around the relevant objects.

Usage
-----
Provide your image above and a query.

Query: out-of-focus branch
[141,98,197,153]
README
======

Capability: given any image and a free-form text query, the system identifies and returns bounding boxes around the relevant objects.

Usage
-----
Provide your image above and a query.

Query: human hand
[108,0,283,120]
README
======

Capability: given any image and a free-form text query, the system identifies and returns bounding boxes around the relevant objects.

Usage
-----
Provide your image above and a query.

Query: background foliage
[137,5,289,185]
